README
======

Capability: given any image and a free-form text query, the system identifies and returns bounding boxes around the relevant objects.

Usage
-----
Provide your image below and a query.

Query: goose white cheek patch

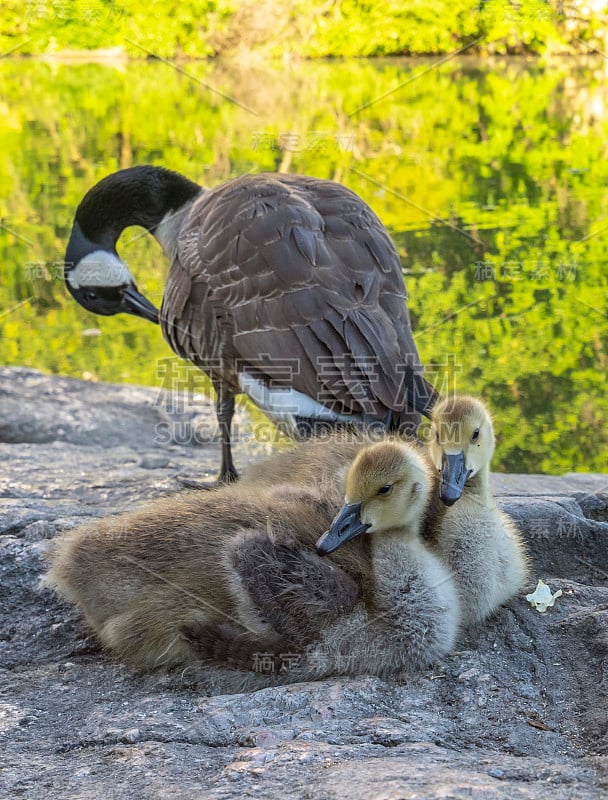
[67,252,133,289]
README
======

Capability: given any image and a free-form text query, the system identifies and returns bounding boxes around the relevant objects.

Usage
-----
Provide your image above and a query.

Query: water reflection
[0,56,606,473]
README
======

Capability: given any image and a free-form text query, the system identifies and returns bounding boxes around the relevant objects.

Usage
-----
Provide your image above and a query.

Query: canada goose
[64,166,439,484]
[186,441,461,680]
[427,396,529,625]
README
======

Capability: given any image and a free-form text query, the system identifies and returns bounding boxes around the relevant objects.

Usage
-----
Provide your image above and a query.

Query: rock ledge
[1,368,607,799]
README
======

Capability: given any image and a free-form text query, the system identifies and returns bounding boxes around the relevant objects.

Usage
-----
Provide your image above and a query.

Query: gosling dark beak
[316,502,371,556]
[122,285,160,324]
[439,452,472,506]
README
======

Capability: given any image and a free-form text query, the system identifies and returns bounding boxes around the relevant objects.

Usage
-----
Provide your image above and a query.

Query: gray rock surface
[1,367,607,798]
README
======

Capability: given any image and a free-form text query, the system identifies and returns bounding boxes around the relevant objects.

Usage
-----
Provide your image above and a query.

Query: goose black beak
[439,452,472,506]
[122,285,160,324]
[316,502,371,556]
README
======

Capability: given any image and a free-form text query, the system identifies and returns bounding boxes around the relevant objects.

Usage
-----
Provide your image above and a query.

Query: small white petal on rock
[526,579,563,613]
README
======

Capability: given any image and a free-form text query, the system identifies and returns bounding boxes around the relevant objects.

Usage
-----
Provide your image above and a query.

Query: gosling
[43,482,351,671]
[427,396,529,626]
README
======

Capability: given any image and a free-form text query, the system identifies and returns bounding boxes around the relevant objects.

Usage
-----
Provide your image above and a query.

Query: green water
[1,56,607,474]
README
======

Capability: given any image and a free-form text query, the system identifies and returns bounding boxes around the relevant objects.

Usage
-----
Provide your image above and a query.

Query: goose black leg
[217,389,239,484]
[177,385,239,490]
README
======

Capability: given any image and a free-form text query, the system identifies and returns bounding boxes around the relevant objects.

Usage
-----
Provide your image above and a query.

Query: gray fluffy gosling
[427,396,529,626]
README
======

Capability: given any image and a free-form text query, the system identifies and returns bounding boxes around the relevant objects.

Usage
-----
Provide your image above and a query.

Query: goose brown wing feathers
[161,173,437,420]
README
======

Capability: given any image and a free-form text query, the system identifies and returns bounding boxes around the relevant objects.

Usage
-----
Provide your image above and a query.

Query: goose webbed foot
[231,531,360,644]
[181,621,287,672]
[176,466,239,491]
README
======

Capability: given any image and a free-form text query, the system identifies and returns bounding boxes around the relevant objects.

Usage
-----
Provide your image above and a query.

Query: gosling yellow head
[428,396,495,506]
[316,442,430,556]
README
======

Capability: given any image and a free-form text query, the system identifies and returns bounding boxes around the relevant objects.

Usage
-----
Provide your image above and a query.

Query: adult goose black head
[65,167,200,323]
[64,166,440,485]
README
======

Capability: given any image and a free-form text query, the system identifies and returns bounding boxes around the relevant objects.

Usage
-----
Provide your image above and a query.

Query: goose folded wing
[170,174,437,418]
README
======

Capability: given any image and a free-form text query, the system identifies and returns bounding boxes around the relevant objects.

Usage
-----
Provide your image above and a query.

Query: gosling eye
[84,290,97,302]
[435,430,440,443]
[471,427,480,442]
[377,484,392,497]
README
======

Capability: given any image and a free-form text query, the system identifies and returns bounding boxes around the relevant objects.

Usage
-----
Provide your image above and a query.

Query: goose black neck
[68,166,202,257]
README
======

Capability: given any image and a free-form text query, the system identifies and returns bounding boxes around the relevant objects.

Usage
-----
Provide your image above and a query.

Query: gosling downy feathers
[427,396,529,626]
[187,441,461,680]
[308,441,460,679]
[44,442,459,681]
[64,166,439,484]
[43,481,348,672]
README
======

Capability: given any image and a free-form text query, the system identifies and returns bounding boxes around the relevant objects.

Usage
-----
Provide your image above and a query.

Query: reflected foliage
[0,57,607,473]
